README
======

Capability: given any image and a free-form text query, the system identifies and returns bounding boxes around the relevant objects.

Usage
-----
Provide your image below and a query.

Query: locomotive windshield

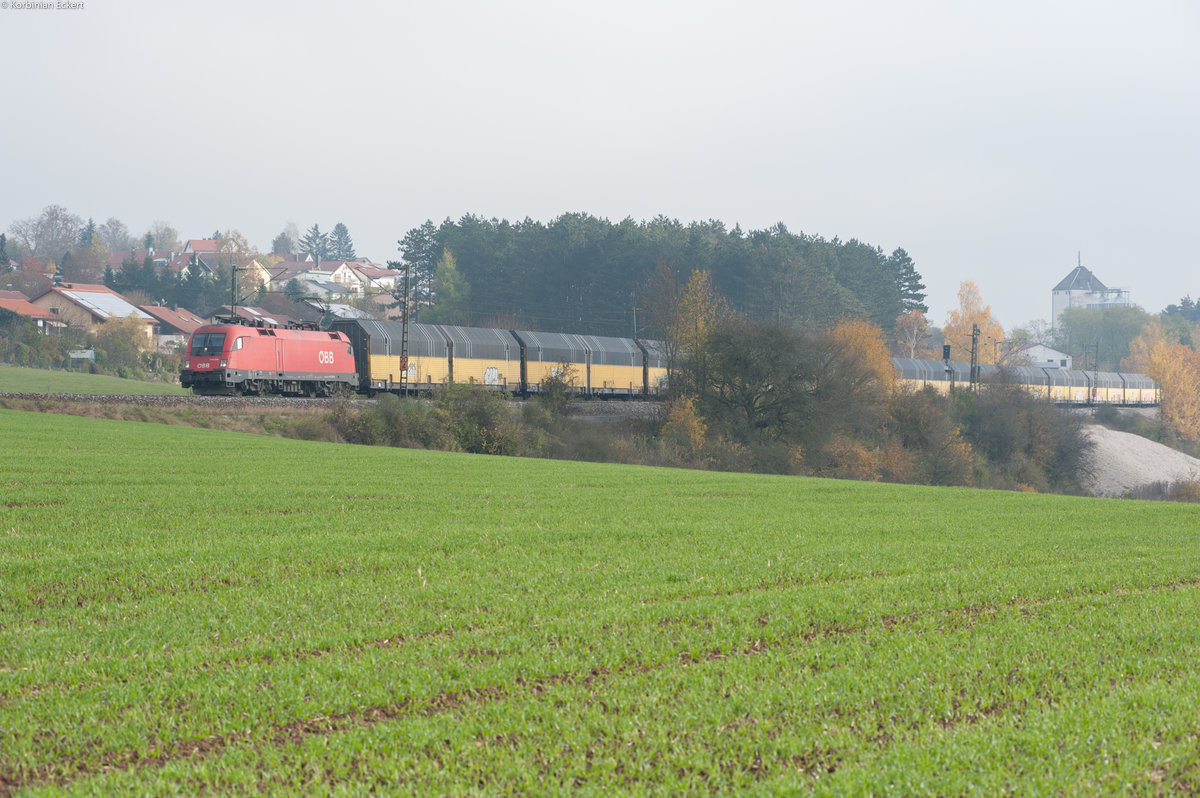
[190,333,227,356]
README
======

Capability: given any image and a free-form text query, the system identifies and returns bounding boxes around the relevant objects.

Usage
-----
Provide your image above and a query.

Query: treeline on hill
[399,214,927,336]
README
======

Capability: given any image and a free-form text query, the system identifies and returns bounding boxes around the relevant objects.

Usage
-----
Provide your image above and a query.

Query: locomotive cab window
[232,336,245,351]
[190,333,226,356]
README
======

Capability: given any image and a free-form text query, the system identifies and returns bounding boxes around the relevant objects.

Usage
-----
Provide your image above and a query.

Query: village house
[1008,343,1073,369]
[180,238,272,290]
[264,260,367,298]
[182,238,222,258]
[351,261,403,291]
[30,283,156,343]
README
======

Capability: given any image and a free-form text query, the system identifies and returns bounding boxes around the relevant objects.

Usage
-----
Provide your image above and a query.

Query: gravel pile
[1082,424,1200,497]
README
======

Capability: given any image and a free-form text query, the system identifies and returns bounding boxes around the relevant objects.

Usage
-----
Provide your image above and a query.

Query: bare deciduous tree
[893,309,932,359]
[98,217,136,252]
[7,204,83,265]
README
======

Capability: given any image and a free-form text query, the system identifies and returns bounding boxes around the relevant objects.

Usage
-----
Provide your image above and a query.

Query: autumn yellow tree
[646,264,732,381]
[660,395,708,459]
[1126,320,1200,442]
[825,317,896,394]
[943,281,1004,365]
[90,315,151,378]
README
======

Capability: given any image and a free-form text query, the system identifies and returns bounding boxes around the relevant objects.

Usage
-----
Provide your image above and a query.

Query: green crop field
[0,365,189,396]
[2,408,1199,796]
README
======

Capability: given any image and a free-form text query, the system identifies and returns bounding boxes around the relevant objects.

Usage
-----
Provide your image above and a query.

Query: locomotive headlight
[220,359,227,368]
[184,359,190,369]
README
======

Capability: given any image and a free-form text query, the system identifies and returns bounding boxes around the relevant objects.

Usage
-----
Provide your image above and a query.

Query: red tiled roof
[0,298,55,318]
[353,264,401,276]
[167,253,193,272]
[0,290,31,301]
[166,253,216,274]
[139,305,208,334]
[110,250,145,270]
[36,282,112,295]
[186,239,221,253]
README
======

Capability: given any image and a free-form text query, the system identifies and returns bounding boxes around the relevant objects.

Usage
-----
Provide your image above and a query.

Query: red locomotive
[181,320,358,396]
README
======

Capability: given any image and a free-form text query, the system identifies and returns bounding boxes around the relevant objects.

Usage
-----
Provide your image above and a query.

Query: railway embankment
[6,391,1198,499]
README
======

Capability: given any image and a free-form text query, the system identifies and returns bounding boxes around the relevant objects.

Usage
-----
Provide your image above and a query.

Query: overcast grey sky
[3,0,1197,329]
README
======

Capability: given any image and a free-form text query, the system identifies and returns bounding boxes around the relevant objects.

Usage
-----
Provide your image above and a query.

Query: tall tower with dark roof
[1051,259,1131,326]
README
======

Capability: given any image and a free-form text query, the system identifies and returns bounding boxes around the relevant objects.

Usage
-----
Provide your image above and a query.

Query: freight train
[181,317,668,397]
[181,317,1159,406]
[893,358,1159,405]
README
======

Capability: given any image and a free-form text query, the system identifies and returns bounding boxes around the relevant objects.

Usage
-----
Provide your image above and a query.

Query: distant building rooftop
[1053,266,1108,293]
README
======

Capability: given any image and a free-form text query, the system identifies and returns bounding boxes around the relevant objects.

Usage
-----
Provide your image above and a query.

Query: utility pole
[399,261,411,394]
[229,250,241,321]
[969,324,980,391]
[1087,341,1099,406]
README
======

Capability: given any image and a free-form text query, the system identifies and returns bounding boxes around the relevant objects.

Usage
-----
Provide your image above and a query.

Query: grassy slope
[0,364,189,396]
[2,408,1199,796]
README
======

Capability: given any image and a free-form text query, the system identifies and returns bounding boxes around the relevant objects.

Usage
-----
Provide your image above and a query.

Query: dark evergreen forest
[399,214,927,337]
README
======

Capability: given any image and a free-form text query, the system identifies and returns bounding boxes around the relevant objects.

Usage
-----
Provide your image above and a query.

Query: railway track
[0,392,661,417]
[0,392,351,409]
